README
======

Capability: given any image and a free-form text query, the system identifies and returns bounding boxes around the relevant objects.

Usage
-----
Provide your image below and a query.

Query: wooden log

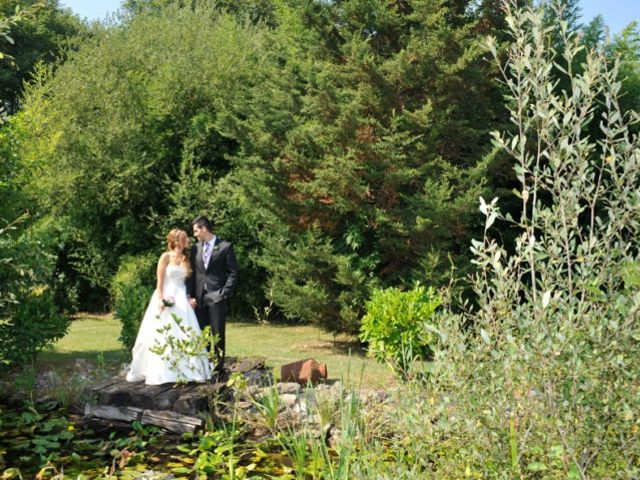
[91,374,127,393]
[228,357,266,374]
[173,389,210,415]
[97,379,134,405]
[84,404,143,423]
[140,409,203,435]
[84,416,134,433]
[153,386,183,410]
[128,382,176,409]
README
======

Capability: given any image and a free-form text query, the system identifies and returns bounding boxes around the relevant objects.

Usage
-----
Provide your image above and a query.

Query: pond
[0,400,308,479]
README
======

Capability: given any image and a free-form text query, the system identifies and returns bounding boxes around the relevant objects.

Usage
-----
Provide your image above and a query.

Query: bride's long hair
[166,228,192,277]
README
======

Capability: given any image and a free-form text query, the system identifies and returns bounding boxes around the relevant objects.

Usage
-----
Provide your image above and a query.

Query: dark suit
[188,238,238,372]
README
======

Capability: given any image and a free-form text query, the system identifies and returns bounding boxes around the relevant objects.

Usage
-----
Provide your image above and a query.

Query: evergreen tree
[610,22,640,118]
[229,0,503,332]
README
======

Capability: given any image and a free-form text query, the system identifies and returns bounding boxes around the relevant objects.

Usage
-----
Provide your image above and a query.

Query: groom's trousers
[196,295,227,374]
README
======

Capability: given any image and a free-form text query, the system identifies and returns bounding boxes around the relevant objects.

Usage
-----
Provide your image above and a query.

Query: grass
[227,321,395,388]
[40,314,396,389]
[40,313,126,363]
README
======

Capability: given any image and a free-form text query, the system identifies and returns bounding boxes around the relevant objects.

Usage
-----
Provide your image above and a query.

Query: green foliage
[610,21,640,118]
[15,3,268,310]
[0,286,69,367]
[110,253,156,306]
[115,284,152,352]
[262,227,375,334]
[11,0,515,334]
[122,0,278,26]
[111,253,156,350]
[229,0,500,332]
[1,401,78,468]
[360,284,441,379]
[0,216,72,368]
[371,2,640,476]
[3,0,636,344]
[0,0,86,113]
[0,216,24,314]
[14,0,510,332]
[0,399,167,476]
[0,126,29,224]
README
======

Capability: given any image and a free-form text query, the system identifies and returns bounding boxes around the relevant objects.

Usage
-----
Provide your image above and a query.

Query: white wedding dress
[126,264,211,385]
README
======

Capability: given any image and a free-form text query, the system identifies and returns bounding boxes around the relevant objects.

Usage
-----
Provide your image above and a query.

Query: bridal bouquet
[156,296,175,318]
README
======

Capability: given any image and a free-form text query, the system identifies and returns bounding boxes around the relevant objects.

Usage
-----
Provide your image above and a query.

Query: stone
[328,426,341,449]
[358,389,390,406]
[244,368,273,387]
[133,471,175,480]
[37,370,58,390]
[74,358,90,368]
[280,393,298,409]
[280,359,327,386]
[276,382,301,394]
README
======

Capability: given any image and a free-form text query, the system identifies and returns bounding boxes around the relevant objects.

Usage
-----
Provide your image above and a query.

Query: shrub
[360,284,441,379]
[115,284,153,353]
[110,253,156,306]
[362,2,640,477]
[0,216,71,369]
[111,254,156,351]
[0,286,70,367]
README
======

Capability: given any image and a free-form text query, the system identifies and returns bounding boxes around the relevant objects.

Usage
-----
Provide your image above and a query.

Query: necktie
[203,242,211,269]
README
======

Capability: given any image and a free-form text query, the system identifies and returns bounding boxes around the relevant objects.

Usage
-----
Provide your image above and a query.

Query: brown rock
[280,359,327,386]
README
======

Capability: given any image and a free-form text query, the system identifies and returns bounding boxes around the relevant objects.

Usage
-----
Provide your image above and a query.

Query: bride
[126,228,212,385]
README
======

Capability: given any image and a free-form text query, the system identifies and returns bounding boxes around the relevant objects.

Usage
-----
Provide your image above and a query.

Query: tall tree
[0,0,85,113]
[15,0,509,329]
[610,22,640,118]
[229,0,504,332]
[15,5,267,309]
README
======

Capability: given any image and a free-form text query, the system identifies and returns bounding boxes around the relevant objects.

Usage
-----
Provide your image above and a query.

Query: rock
[244,368,273,387]
[315,379,342,394]
[280,393,298,409]
[292,397,307,415]
[280,359,327,386]
[235,400,254,411]
[358,389,390,406]
[74,358,90,370]
[252,424,271,440]
[131,471,175,479]
[328,426,341,449]
[276,382,301,394]
[37,370,58,390]
[240,385,262,399]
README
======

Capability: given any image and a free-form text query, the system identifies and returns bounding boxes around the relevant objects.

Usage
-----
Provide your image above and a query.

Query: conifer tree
[229,0,504,332]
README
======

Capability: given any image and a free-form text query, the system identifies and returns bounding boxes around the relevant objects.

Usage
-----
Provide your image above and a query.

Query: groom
[188,215,239,374]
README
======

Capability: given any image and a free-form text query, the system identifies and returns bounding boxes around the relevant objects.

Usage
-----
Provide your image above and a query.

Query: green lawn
[40,315,396,389]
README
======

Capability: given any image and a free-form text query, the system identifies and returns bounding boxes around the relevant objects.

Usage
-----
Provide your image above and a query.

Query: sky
[61,0,122,21]
[580,0,639,35]
[62,1,639,35]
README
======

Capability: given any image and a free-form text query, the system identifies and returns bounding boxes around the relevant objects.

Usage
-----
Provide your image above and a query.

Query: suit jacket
[188,238,239,303]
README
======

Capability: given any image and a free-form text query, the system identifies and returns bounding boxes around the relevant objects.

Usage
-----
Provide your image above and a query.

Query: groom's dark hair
[192,216,213,232]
